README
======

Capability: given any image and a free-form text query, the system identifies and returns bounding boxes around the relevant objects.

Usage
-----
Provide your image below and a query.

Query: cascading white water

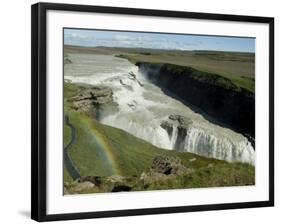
[181,126,254,164]
[65,53,255,165]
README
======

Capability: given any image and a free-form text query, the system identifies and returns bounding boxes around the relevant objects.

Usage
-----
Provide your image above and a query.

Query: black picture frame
[31,2,274,222]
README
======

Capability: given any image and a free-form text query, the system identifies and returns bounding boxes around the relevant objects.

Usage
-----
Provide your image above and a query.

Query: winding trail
[64,115,81,180]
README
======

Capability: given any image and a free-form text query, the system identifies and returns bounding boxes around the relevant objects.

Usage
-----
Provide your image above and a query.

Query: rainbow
[90,128,121,176]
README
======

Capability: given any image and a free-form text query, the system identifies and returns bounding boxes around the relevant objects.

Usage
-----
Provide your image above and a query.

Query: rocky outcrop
[66,175,135,194]
[151,155,189,175]
[160,121,173,137]
[161,115,192,134]
[175,126,188,150]
[64,155,193,194]
[169,114,193,126]
[161,115,193,149]
[139,156,193,188]
[137,62,255,138]
[73,86,113,106]
[79,176,102,187]
[70,85,118,119]
[64,180,95,194]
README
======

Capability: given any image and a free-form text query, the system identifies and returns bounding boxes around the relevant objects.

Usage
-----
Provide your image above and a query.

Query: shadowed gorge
[136,62,255,139]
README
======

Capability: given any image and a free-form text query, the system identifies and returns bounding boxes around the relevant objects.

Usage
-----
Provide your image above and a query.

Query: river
[64,52,255,165]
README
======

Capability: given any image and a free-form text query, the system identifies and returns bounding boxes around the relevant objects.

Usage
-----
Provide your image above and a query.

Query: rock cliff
[136,62,255,139]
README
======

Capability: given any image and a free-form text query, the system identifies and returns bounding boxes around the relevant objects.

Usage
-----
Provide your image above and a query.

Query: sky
[64,28,255,53]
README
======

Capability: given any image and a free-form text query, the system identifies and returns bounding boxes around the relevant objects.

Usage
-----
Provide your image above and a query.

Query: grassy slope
[118,53,254,92]
[64,82,254,189]
[65,45,255,92]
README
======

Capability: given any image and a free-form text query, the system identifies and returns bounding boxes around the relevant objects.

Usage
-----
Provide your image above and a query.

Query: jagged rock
[72,86,113,105]
[160,115,192,149]
[160,121,173,137]
[177,125,188,136]
[140,171,170,186]
[168,114,193,126]
[64,155,196,194]
[79,176,102,187]
[140,157,193,187]
[71,85,116,118]
[72,98,93,113]
[70,181,95,192]
[175,125,188,150]
[106,175,126,183]
[73,86,113,105]
[151,155,188,175]
[77,175,132,192]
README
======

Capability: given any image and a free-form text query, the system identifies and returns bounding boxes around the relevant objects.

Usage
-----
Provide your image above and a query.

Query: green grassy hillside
[118,53,254,92]
[63,82,254,193]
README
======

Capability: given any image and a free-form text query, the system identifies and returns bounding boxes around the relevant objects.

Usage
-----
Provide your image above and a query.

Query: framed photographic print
[31,2,274,222]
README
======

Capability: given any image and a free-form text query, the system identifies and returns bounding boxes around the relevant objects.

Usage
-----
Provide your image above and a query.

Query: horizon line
[64,44,255,54]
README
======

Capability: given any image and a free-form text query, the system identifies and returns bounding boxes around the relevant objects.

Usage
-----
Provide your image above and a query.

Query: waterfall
[102,112,255,165]
[178,126,254,165]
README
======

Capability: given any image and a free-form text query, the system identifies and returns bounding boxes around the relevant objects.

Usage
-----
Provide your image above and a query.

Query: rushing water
[65,53,255,165]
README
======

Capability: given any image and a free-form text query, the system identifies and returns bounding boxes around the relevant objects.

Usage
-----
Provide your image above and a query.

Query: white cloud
[112,35,133,41]
[65,32,95,41]
[65,30,205,50]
